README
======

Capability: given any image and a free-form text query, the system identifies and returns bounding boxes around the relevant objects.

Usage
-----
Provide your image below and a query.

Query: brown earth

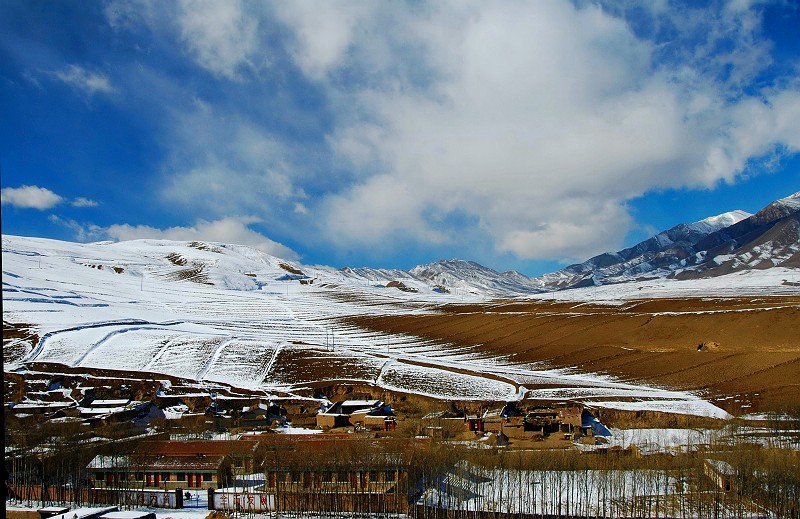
[345,296,800,414]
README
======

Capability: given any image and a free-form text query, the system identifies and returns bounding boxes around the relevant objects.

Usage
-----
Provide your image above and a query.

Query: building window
[321,471,332,483]
[290,471,301,483]
[203,473,212,482]
[369,470,378,483]
[161,472,170,481]
[177,473,186,481]
[337,471,348,483]
[385,470,396,481]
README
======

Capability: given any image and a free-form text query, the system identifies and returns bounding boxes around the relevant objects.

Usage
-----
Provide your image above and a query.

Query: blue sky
[1,0,799,276]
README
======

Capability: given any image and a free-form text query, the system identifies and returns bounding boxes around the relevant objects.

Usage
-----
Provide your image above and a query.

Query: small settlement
[9,369,773,519]
[422,402,611,447]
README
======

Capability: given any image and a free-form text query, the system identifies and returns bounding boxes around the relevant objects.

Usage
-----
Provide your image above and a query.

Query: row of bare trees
[5,414,149,508]
[408,438,799,519]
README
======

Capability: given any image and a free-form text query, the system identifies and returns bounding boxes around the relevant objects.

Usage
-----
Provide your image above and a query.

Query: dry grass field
[347,296,800,414]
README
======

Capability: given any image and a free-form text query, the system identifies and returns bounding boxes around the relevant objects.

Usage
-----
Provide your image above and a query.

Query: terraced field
[348,297,800,413]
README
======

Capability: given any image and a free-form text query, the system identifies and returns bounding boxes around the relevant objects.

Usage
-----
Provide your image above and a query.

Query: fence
[208,488,409,515]
[6,485,184,509]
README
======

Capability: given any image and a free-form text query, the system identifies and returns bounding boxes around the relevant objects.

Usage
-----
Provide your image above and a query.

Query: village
[7,368,794,519]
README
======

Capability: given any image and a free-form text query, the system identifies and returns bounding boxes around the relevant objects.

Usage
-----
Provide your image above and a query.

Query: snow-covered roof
[340,399,381,407]
[89,399,130,406]
[87,454,222,471]
[12,401,73,410]
[79,407,126,416]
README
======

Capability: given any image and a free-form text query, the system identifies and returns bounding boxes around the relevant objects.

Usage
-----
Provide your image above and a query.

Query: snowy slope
[3,234,735,417]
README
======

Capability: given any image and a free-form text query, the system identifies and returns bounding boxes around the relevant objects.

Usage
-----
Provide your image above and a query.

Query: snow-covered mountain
[409,259,540,294]
[674,191,800,279]
[1,193,797,304]
[379,191,798,293]
[530,192,800,290]
[310,259,539,296]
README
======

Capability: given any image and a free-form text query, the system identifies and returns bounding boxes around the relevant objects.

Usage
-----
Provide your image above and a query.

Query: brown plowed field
[346,297,800,413]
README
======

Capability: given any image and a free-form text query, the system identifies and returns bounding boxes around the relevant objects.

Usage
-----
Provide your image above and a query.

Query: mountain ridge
[335,191,799,294]
[2,192,798,298]
[527,192,799,290]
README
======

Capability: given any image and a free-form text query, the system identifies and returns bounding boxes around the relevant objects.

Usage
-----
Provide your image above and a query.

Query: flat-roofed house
[316,400,395,430]
[87,439,262,490]
[250,434,413,514]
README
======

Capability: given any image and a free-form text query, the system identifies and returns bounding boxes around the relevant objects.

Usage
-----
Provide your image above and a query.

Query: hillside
[3,232,799,415]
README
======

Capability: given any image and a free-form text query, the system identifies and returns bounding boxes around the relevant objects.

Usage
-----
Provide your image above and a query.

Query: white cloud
[106,0,262,80]
[175,0,260,80]
[2,185,63,209]
[103,216,299,260]
[100,1,800,263]
[318,2,685,259]
[497,200,633,261]
[52,65,114,96]
[273,1,369,80]
[72,197,99,208]
[48,215,104,242]
[157,105,310,232]
[311,1,800,260]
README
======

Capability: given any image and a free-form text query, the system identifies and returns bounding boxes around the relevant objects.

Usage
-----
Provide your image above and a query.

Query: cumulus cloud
[312,1,800,260]
[102,216,299,260]
[2,185,63,209]
[51,65,114,96]
[100,1,800,263]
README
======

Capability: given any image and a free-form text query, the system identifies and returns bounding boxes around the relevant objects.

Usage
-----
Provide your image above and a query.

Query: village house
[86,439,263,490]
[79,398,151,423]
[241,434,414,514]
[316,400,396,430]
[7,400,75,416]
[453,403,606,443]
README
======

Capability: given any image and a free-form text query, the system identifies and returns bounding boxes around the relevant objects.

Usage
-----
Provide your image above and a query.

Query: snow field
[378,361,517,401]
